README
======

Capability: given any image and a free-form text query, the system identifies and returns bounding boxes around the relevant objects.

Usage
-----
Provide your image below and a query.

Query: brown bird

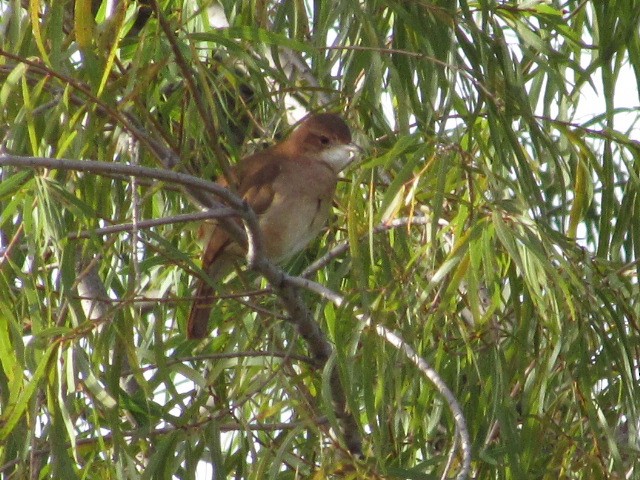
[187,113,359,339]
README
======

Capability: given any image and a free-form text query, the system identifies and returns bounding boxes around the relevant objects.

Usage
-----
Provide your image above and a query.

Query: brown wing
[236,151,283,214]
[199,152,281,261]
[198,150,284,263]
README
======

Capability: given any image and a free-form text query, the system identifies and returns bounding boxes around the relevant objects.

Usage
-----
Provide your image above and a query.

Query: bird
[187,113,359,339]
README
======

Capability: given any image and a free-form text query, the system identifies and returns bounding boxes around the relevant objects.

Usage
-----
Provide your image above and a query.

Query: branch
[0,154,250,245]
[69,209,238,240]
[0,49,182,170]
[0,154,240,206]
[377,325,471,480]
[0,153,362,455]
[286,275,472,480]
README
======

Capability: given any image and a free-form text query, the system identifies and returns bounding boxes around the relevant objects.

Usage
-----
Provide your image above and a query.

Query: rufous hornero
[187,113,360,339]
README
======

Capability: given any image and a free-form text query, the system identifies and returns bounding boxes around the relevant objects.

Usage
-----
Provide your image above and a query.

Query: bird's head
[287,113,361,172]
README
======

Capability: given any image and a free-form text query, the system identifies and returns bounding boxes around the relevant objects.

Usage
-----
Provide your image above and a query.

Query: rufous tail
[187,280,214,339]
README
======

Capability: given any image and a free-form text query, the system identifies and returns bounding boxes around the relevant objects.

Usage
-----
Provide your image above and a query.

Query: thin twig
[302,215,432,277]
[68,209,238,239]
[320,44,498,103]
[0,417,330,475]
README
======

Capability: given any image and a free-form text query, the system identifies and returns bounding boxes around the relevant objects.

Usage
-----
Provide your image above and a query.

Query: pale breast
[258,160,337,262]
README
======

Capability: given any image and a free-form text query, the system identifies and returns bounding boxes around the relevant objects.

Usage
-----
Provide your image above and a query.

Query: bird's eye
[319,135,330,145]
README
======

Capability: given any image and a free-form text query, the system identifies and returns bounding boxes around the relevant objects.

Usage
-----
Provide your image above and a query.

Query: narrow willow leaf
[74,0,95,50]
[28,0,51,65]
[0,341,58,440]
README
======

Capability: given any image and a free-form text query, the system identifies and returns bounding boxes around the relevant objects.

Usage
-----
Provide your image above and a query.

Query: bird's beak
[322,142,363,173]
[344,142,364,168]
[346,142,364,156]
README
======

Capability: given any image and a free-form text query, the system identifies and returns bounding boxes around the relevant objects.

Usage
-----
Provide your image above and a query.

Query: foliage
[1,0,639,478]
